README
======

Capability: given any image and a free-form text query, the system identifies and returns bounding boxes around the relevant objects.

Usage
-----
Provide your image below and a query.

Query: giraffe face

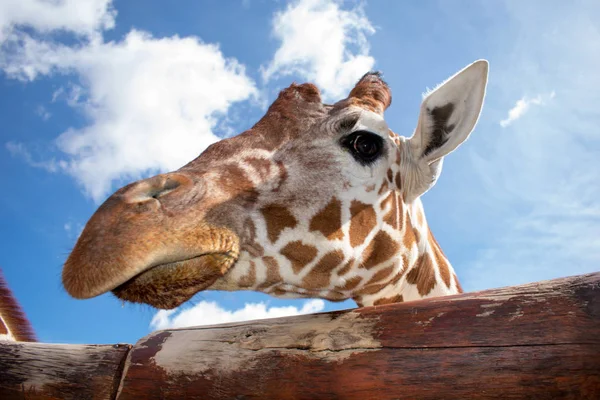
[63,61,488,309]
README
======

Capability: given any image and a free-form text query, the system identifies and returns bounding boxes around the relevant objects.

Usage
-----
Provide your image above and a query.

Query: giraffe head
[63,60,488,309]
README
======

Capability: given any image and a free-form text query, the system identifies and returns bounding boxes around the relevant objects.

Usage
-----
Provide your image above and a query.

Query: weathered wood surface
[0,273,598,399]
[117,272,600,400]
[0,342,130,400]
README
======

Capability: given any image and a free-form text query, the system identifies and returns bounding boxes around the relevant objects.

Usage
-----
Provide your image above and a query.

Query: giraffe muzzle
[62,171,241,309]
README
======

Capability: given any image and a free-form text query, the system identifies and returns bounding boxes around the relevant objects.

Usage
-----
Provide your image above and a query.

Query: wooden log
[117,273,600,400]
[0,342,131,400]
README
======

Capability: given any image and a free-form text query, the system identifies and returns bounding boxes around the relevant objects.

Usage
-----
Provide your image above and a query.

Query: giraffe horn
[348,71,392,115]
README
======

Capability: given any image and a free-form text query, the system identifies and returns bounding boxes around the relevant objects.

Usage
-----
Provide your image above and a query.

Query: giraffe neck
[208,193,463,308]
[0,273,36,342]
[354,199,463,307]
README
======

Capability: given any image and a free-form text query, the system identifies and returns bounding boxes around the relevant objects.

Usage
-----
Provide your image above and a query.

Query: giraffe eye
[341,131,384,165]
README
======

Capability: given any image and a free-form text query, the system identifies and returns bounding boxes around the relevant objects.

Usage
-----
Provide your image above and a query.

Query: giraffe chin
[111,252,237,310]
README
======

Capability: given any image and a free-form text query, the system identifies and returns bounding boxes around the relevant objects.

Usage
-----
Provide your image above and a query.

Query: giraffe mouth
[63,220,241,309]
[111,251,238,309]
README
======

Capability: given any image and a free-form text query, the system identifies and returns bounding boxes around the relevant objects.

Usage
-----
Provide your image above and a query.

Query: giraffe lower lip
[111,252,237,309]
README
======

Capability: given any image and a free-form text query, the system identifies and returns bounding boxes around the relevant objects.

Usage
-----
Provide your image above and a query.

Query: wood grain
[116,272,600,399]
[0,342,130,400]
[0,273,597,399]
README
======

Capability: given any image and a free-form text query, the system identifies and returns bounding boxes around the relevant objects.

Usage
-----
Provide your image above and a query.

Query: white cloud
[150,299,325,330]
[261,0,375,100]
[5,141,59,172]
[0,0,115,42]
[499,92,554,127]
[2,19,257,202]
[36,105,51,121]
[2,0,378,202]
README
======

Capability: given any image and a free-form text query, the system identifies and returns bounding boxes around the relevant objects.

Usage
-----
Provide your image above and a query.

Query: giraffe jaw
[63,216,241,309]
[111,251,238,309]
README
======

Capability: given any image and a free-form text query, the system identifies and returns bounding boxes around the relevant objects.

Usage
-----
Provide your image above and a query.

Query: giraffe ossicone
[62,60,489,309]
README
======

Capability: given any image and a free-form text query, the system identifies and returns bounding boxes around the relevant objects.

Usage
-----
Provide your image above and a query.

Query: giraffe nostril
[123,174,188,204]
[149,177,181,199]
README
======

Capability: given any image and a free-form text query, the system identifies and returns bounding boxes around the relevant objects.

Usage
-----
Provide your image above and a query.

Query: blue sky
[1,0,598,344]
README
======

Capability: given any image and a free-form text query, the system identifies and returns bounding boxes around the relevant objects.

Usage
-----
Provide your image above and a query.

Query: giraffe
[62,60,488,309]
[0,271,36,342]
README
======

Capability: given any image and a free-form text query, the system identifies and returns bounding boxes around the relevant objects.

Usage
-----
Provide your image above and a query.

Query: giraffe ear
[404,60,488,201]
[409,60,488,163]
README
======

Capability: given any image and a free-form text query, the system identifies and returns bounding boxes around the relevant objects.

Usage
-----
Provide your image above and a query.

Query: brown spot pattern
[0,272,36,341]
[380,191,394,212]
[349,200,377,248]
[220,164,259,202]
[386,168,393,183]
[365,265,395,286]
[355,282,386,296]
[271,289,285,296]
[274,160,288,191]
[309,197,344,240]
[382,259,406,288]
[241,218,264,257]
[414,229,422,245]
[400,255,409,274]
[243,218,256,241]
[395,172,401,190]
[238,261,256,288]
[429,230,452,288]
[261,256,281,287]
[373,294,404,305]
[337,258,355,276]
[361,230,400,270]
[303,250,345,288]
[389,271,404,287]
[454,273,464,293]
[378,180,389,195]
[280,241,318,274]
[406,252,437,296]
[382,192,400,229]
[322,291,347,302]
[403,219,417,250]
[0,318,8,335]
[336,276,362,291]
[261,204,298,243]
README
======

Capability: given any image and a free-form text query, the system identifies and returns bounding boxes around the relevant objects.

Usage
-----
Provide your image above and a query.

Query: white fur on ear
[413,60,488,162]
[404,60,488,201]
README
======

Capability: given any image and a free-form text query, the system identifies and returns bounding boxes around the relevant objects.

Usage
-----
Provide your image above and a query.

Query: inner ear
[423,103,455,157]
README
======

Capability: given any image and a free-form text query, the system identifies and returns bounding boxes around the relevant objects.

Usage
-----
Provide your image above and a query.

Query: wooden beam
[0,273,598,399]
[0,342,130,400]
[116,272,600,399]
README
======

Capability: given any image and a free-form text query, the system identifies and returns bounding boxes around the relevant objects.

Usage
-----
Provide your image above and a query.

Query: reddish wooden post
[1,273,598,399]
[116,273,600,399]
